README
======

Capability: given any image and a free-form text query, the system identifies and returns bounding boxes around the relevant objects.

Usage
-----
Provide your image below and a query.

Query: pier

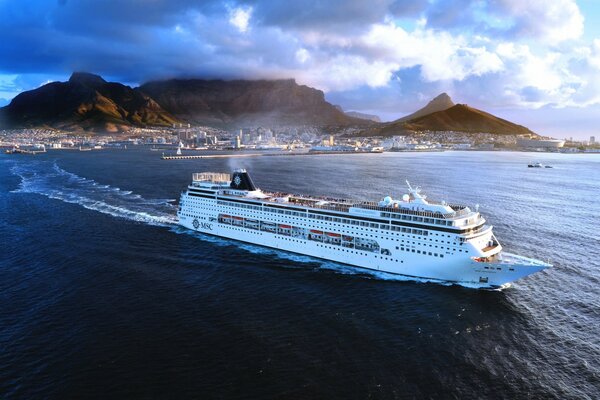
[4,148,46,155]
[161,153,264,160]
[161,150,382,160]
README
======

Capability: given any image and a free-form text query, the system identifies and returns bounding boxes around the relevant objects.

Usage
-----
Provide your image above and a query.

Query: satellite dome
[402,194,410,202]
[383,196,393,204]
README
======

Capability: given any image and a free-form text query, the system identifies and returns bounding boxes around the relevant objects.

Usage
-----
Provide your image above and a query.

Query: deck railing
[193,172,231,184]
[289,196,473,220]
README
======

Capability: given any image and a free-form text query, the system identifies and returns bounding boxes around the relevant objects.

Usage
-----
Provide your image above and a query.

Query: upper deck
[187,169,485,231]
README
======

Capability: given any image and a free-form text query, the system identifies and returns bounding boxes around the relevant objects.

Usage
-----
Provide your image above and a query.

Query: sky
[1,0,599,139]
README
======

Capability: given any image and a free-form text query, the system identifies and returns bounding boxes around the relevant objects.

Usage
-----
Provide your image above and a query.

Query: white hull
[178,217,547,289]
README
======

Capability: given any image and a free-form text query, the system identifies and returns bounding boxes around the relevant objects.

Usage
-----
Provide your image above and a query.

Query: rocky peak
[68,72,107,87]
[427,93,454,109]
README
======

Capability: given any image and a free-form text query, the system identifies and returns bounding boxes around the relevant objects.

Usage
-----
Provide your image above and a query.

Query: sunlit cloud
[228,6,253,33]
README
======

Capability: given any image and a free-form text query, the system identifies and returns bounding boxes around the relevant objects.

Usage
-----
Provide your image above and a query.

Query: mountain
[139,78,366,127]
[344,111,381,122]
[1,72,178,132]
[394,93,455,123]
[377,104,535,136]
[1,74,367,132]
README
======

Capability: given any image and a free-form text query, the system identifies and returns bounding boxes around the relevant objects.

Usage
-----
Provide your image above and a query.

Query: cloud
[229,5,253,33]
[423,0,584,44]
[0,0,598,120]
[361,23,505,82]
[492,0,584,43]
[252,0,427,31]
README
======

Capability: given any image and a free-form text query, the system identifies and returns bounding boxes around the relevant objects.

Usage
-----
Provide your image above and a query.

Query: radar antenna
[406,180,422,195]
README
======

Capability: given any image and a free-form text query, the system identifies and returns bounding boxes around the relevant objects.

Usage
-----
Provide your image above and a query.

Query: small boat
[528,162,544,168]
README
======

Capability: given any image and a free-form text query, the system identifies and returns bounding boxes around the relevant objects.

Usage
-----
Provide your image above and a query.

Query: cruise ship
[177,169,551,288]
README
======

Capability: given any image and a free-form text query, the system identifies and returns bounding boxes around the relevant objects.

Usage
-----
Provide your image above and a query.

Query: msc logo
[192,219,213,230]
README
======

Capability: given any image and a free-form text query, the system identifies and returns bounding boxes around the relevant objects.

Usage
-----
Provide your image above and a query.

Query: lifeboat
[310,230,323,235]
[342,235,354,241]
[326,232,341,237]
[221,214,231,218]
[279,224,292,229]
[232,216,244,220]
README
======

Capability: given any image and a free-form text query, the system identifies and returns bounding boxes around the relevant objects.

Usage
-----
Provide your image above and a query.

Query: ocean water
[0,149,599,399]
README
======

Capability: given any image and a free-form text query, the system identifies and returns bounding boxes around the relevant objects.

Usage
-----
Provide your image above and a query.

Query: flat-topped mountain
[344,111,381,122]
[1,72,178,132]
[0,74,368,131]
[139,78,365,127]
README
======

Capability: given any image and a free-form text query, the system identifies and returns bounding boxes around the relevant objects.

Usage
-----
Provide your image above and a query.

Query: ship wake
[8,160,504,290]
[10,161,177,227]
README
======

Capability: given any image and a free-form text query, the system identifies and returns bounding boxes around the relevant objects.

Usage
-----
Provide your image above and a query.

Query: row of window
[381,211,455,227]
[183,198,470,255]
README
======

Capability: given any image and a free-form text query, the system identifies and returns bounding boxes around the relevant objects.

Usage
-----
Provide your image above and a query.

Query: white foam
[11,161,177,227]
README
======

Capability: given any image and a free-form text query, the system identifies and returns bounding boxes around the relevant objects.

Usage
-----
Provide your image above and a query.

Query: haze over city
[1,0,599,139]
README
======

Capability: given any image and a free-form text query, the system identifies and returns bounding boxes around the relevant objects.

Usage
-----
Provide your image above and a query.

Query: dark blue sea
[1,148,599,399]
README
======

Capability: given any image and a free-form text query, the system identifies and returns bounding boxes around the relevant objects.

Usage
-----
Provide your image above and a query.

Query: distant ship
[528,162,553,168]
[177,169,551,288]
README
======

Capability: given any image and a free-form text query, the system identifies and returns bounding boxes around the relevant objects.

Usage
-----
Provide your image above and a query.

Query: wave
[10,161,177,227]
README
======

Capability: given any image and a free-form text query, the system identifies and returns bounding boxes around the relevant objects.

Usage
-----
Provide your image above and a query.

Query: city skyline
[1,0,600,139]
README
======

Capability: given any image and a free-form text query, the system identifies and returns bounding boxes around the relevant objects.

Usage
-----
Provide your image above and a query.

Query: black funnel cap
[230,169,257,191]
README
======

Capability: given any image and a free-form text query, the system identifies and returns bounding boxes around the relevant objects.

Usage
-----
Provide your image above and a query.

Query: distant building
[517,138,565,149]
[591,136,596,144]
[178,130,193,140]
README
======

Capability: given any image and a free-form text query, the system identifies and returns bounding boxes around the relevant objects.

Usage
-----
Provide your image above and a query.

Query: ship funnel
[230,169,257,191]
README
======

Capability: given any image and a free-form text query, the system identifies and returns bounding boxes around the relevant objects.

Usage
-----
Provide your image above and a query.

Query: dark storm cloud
[0,0,431,83]
[0,0,227,80]
[251,0,426,30]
